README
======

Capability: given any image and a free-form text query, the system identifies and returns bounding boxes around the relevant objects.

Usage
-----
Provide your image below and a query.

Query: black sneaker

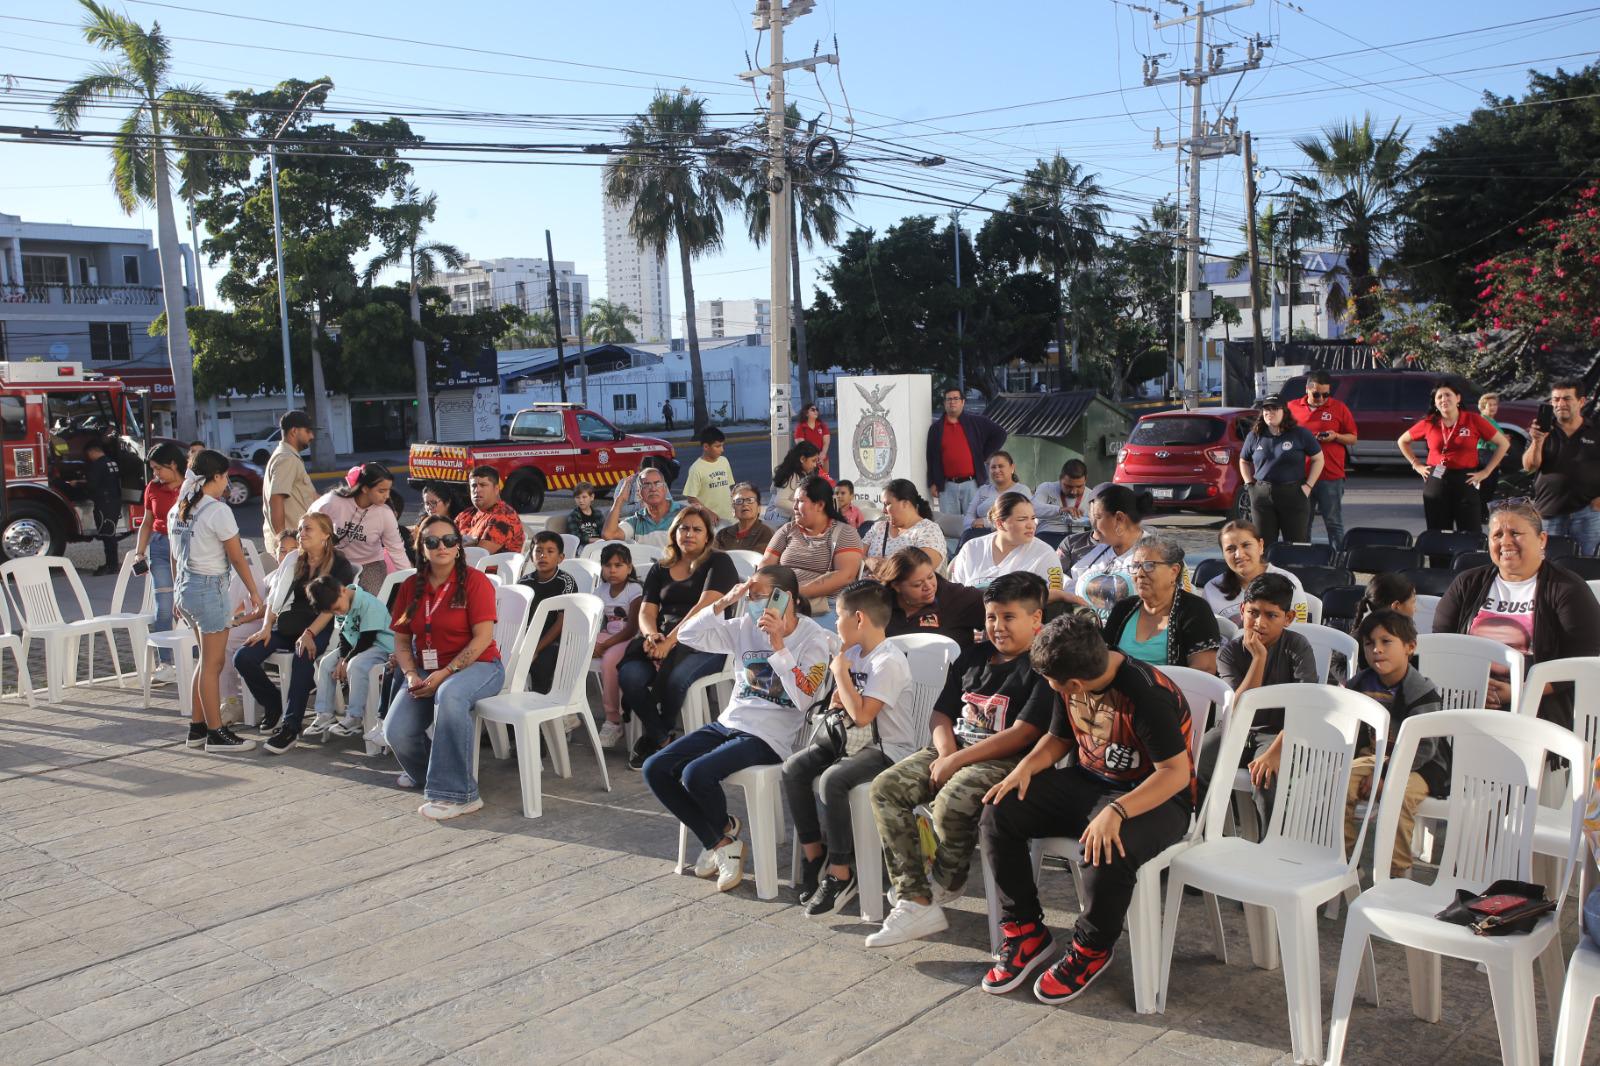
[205,727,257,754]
[1033,940,1114,1005]
[185,722,207,749]
[982,920,1055,994]
[263,727,299,756]
[628,735,665,771]
[259,709,281,734]
[804,873,859,918]
[797,854,826,904]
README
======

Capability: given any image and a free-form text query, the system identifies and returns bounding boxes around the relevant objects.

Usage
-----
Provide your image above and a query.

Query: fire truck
[0,362,150,560]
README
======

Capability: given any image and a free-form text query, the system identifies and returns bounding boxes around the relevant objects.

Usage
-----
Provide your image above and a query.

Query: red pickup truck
[408,403,678,514]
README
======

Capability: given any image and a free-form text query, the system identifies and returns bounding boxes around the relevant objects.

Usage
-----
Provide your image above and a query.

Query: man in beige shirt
[262,411,317,559]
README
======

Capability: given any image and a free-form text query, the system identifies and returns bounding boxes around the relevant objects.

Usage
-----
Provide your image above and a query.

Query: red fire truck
[0,362,150,560]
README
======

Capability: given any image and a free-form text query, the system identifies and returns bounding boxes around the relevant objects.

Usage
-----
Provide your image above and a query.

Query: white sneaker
[365,724,388,748]
[396,773,418,789]
[418,798,483,821]
[713,841,745,891]
[691,847,718,879]
[152,665,177,685]
[303,713,336,738]
[219,697,244,726]
[597,721,625,749]
[864,899,948,948]
[932,879,966,907]
[563,713,583,734]
[328,716,364,738]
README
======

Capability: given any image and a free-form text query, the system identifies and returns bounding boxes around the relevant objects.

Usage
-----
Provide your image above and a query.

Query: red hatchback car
[1114,407,1255,518]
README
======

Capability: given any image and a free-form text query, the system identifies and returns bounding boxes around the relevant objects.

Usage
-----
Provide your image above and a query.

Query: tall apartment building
[437,257,589,338]
[601,182,671,342]
[694,298,771,340]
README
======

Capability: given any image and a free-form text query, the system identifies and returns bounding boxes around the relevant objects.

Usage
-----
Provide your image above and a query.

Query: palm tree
[499,309,557,350]
[1293,114,1410,324]
[364,184,464,440]
[582,298,641,344]
[981,154,1109,381]
[52,0,238,442]
[742,104,856,407]
[604,92,744,431]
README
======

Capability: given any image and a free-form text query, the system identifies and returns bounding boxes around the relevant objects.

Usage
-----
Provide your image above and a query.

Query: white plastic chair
[477,582,535,762]
[0,591,36,707]
[1288,621,1358,684]
[1301,592,1323,626]
[1412,594,1440,634]
[726,549,763,580]
[1326,709,1584,1066]
[472,593,607,818]
[143,629,198,719]
[559,558,601,595]
[1159,684,1390,1064]
[580,540,665,572]
[476,552,525,583]
[1518,658,1600,877]
[1214,614,1240,640]
[559,533,580,559]
[982,663,1227,1015]
[1,556,140,702]
[464,546,490,568]
[1589,579,1600,610]
[1552,838,1600,1066]
[787,633,962,922]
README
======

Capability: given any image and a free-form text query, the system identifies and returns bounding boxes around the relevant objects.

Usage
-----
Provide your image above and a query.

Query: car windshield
[509,411,563,439]
[1128,416,1225,446]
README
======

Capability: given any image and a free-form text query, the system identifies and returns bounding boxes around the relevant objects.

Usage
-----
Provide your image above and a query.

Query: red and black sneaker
[981,920,1055,994]
[1033,940,1114,1005]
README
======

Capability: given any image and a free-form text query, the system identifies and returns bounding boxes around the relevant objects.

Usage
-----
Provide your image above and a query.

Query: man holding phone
[1523,380,1600,555]
[1286,370,1358,550]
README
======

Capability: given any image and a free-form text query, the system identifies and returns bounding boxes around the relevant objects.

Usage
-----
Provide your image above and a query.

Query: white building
[1201,249,1355,343]
[437,257,589,338]
[601,185,672,342]
[694,298,771,340]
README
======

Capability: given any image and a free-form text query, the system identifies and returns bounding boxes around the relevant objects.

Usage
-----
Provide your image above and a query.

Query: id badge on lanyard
[418,577,451,671]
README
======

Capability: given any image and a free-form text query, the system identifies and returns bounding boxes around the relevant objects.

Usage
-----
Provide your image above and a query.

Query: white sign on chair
[835,374,932,513]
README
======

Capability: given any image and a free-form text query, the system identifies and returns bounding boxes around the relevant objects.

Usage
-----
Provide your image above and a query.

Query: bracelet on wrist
[1109,800,1130,822]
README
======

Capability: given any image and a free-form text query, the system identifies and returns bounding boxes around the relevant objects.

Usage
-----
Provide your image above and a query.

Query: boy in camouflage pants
[866,573,1058,948]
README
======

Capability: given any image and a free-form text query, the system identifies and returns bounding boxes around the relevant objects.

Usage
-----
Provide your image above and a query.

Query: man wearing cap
[1286,370,1358,549]
[262,411,317,560]
[1239,394,1324,546]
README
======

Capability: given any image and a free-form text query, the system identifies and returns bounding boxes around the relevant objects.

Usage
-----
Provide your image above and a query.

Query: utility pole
[544,229,568,402]
[741,0,835,469]
[1243,132,1265,387]
[1144,1,1265,409]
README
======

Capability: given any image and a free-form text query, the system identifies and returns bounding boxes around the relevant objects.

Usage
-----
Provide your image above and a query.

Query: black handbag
[1435,878,1556,936]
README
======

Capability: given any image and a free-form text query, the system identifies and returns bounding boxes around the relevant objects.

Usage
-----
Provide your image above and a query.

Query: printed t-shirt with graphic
[1202,564,1310,625]
[948,534,1063,592]
[309,490,407,568]
[1470,574,1536,693]
[683,456,736,522]
[334,584,396,658]
[1407,411,1500,471]
[885,574,985,647]
[934,641,1057,749]
[566,507,605,547]
[1048,655,1195,807]
[390,567,501,665]
[674,608,834,761]
[839,639,916,761]
[456,500,525,554]
[596,580,643,646]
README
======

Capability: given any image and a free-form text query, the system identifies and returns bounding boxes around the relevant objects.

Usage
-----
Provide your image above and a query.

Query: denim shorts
[175,571,232,634]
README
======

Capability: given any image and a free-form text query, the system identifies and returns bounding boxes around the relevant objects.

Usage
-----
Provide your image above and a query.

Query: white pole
[269,143,294,415]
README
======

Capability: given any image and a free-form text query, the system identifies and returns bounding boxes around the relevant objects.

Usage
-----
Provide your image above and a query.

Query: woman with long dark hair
[794,403,832,476]
[862,478,947,574]
[385,515,505,819]
[1200,519,1308,626]
[1239,394,1324,545]
[768,440,824,524]
[761,474,865,618]
[133,440,187,678]
[310,461,408,592]
[169,449,261,753]
[1397,379,1510,534]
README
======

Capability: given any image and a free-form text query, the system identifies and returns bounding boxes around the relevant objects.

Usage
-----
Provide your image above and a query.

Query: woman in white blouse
[948,491,1064,596]
[861,478,946,575]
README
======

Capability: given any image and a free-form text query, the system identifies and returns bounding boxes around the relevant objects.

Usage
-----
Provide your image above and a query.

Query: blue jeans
[618,647,726,745]
[1309,479,1346,550]
[385,659,506,805]
[314,645,391,719]
[233,628,330,732]
[148,532,174,663]
[1546,507,1600,557]
[642,723,780,850]
[937,480,977,518]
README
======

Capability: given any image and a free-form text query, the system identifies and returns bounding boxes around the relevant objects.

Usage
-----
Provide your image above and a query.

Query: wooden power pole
[1243,132,1265,383]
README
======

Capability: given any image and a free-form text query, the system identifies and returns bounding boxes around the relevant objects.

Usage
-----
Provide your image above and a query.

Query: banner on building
[836,374,932,512]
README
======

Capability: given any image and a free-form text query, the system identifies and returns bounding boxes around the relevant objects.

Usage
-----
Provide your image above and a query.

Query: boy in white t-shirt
[781,580,914,917]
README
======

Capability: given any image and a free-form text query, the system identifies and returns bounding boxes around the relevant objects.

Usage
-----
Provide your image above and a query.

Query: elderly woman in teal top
[1101,535,1221,674]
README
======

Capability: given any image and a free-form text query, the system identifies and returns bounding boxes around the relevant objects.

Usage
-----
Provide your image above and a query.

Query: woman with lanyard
[793,403,832,476]
[861,478,947,575]
[310,461,408,592]
[1101,535,1220,673]
[131,441,187,681]
[385,515,505,819]
[948,491,1064,596]
[1061,484,1160,619]
[1397,379,1510,534]
[1239,394,1324,546]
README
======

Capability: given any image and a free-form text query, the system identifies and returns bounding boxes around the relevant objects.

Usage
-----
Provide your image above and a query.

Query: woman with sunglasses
[1101,536,1220,673]
[794,403,831,476]
[385,517,505,819]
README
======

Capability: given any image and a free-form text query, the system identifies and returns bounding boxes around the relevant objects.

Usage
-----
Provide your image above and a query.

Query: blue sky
[2,0,1595,334]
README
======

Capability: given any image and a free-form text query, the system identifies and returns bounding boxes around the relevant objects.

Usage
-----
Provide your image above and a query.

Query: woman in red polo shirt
[1397,379,1510,534]
[794,403,831,476]
[385,515,504,821]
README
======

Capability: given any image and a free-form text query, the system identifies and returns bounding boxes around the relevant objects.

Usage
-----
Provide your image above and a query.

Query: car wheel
[503,473,545,515]
[1232,486,1253,524]
[252,448,270,466]
[0,503,64,560]
[225,477,251,507]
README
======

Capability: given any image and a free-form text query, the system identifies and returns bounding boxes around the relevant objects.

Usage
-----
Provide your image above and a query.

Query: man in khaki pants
[262,411,317,559]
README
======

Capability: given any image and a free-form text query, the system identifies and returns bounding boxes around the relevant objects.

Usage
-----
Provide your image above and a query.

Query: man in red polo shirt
[1286,370,1358,549]
[925,386,1007,520]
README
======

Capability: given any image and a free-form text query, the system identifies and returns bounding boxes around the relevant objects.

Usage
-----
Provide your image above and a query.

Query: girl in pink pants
[594,544,643,749]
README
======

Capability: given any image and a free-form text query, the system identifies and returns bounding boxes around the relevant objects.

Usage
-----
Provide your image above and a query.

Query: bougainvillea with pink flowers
[1473,186,1600,349]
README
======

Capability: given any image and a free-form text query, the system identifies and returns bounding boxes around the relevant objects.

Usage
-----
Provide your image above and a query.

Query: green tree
[977,154,1109,380]
[604,93,744,430]
[741,103,857,407]
[499,309,557,350]
[1398,63,1600,317]
[51,0,240,442]
[1292,114,1411,324]
[1070,201,1179,399]
[581,298,640,344]
[364,184,464,440]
